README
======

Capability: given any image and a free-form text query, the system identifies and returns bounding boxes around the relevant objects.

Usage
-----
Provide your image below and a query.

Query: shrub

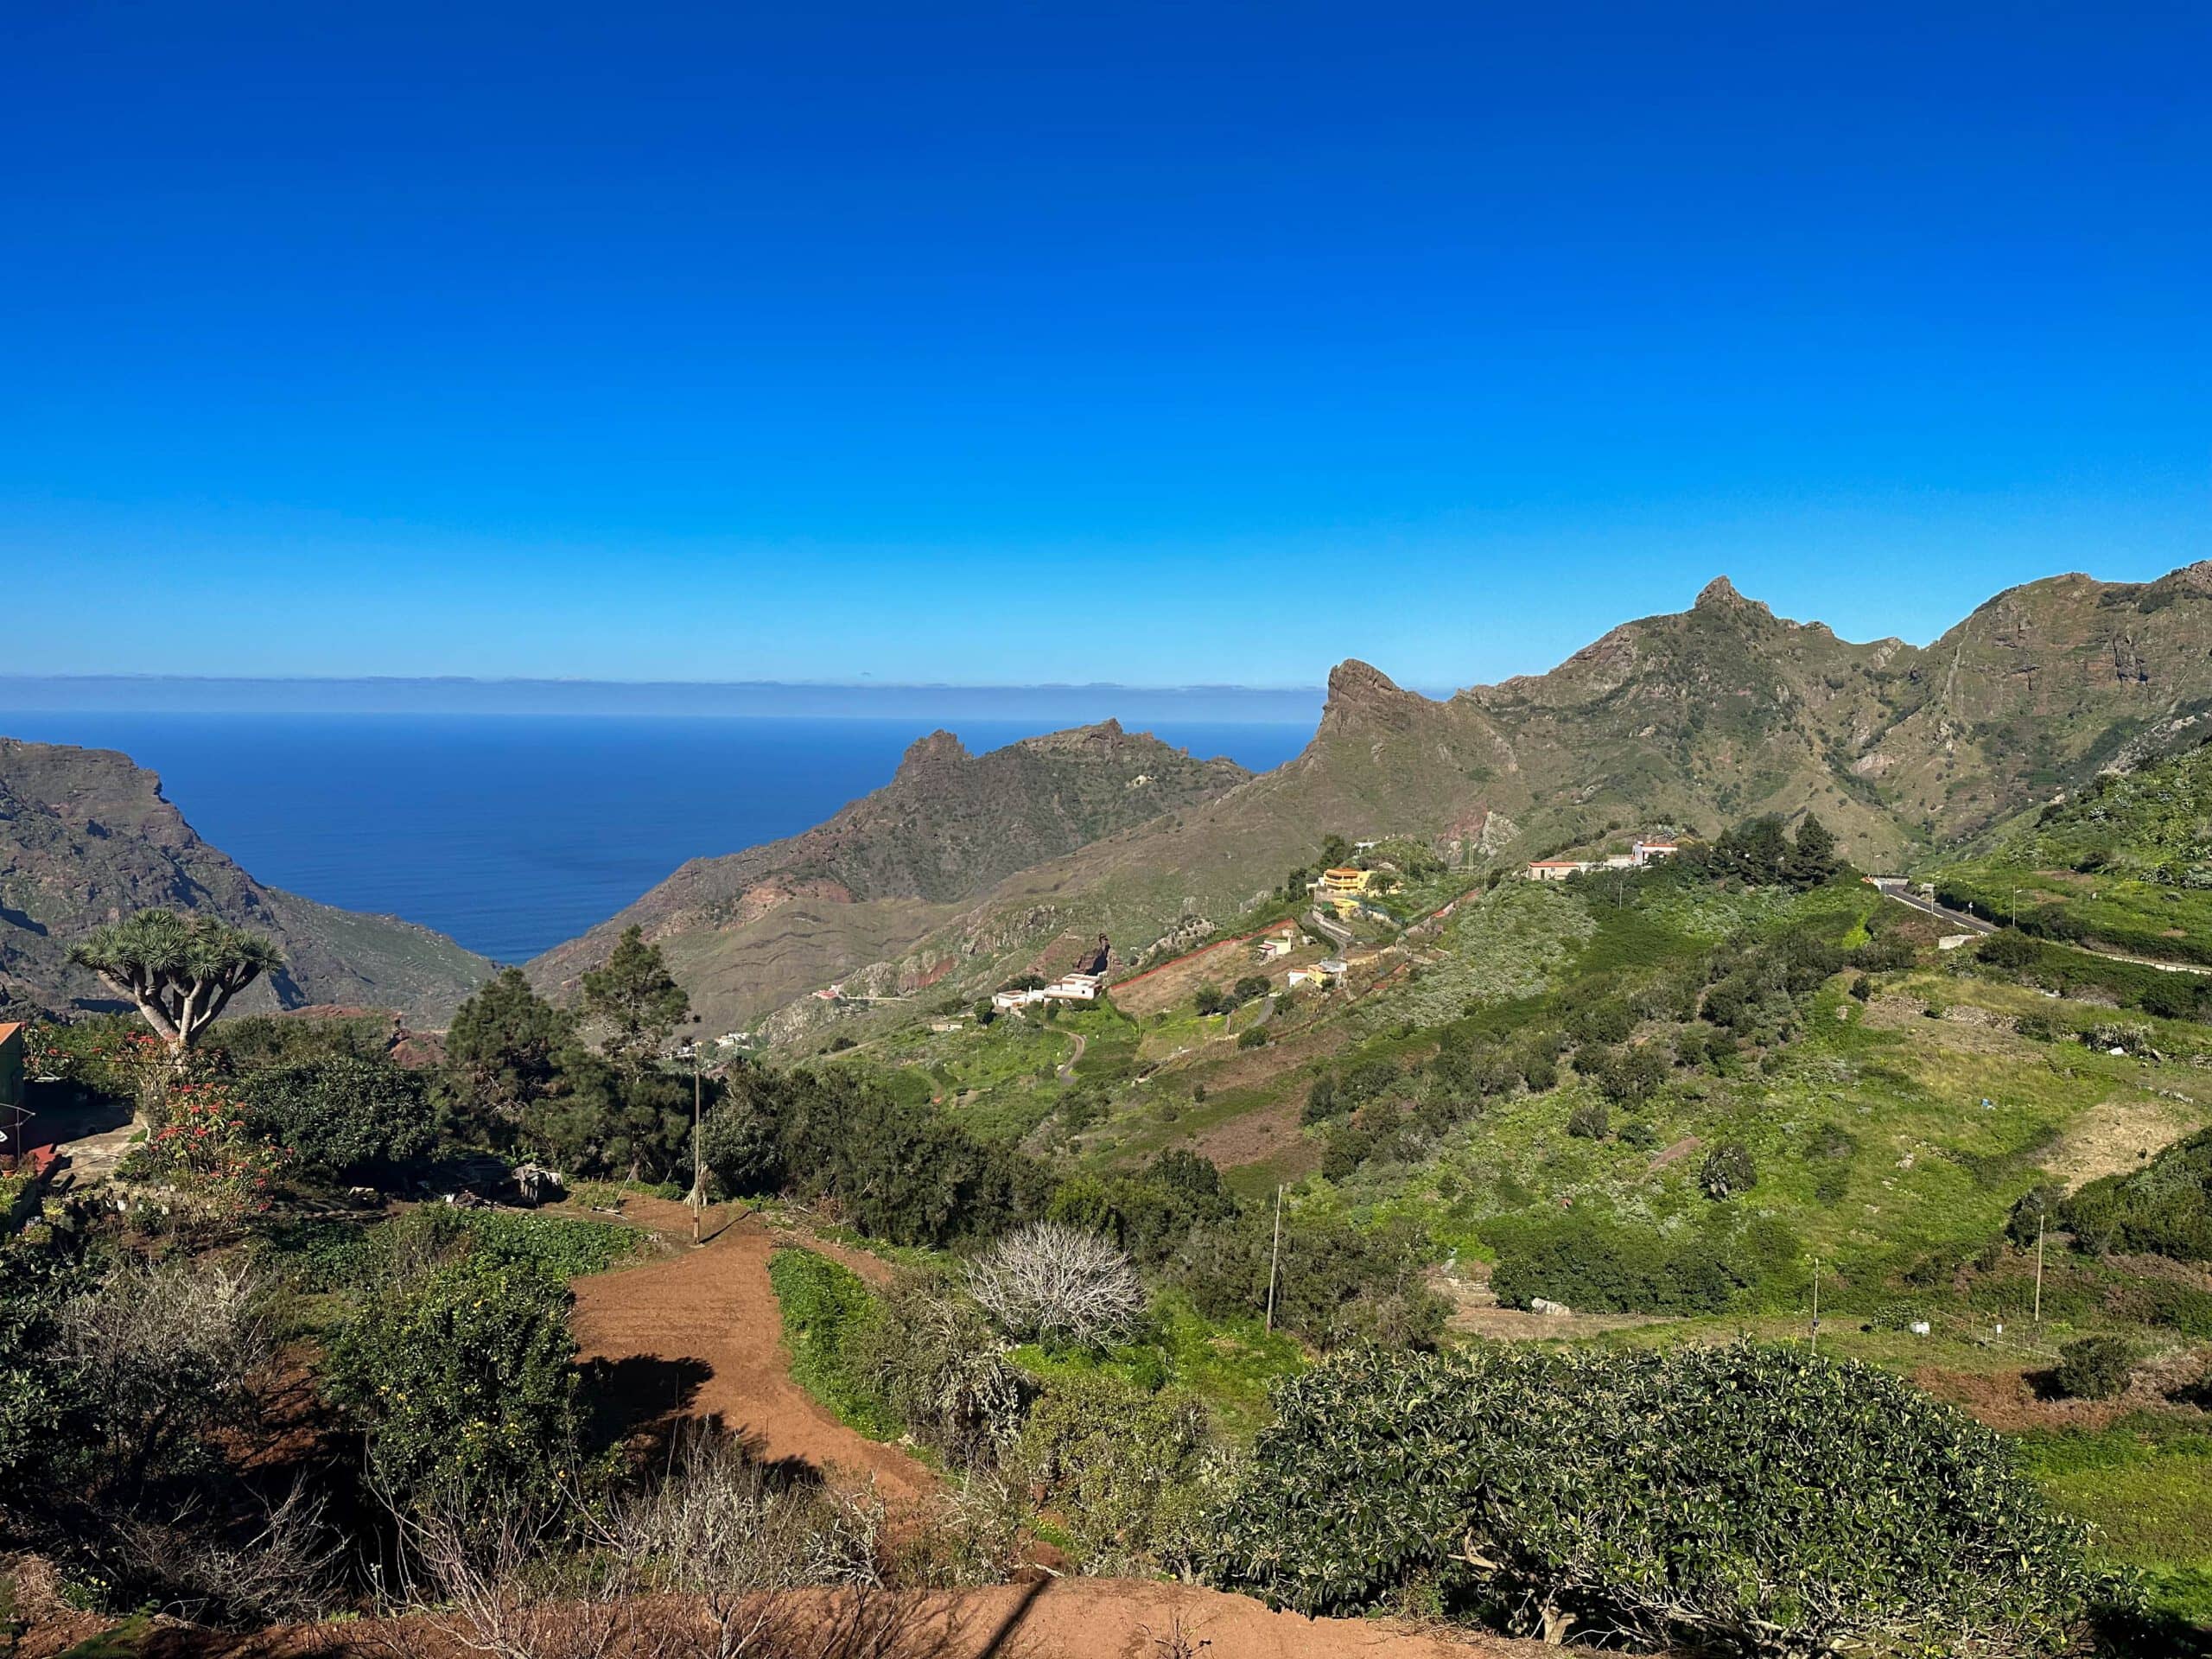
[1699,1140,1758,1199]
[765,1249,897,1437]
[1004,1374,1222,1575]
[2053,1336,2136,1402]
[848,1277,1027,1466]
[128,1080,293,1222]
[1232,975,1271,1003]
[1179,1211,1445,1351]
[241,1055,435,1185]
[2059,1128,2212,1262]
[1198,1342,2096,1654]
[325,1254,582,1514]
[62,1256,277,1499]
[763,1067,1046,1247]
[1565,1102,1610,1141]
[0,1238,92,1490]
[969,1223,1145,1350]
[1487,1212,1761,1315]
[607,1424,880,1641]
[1236,1024,1269,1049]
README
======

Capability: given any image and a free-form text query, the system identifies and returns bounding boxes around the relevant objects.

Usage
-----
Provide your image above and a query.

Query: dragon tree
[69,909,283,1061]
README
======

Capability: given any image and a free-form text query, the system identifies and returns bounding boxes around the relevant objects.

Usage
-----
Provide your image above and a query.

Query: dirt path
[16,1579,1541,1658]
[569,1207,935,1502]
[1056,1030,1087,1082]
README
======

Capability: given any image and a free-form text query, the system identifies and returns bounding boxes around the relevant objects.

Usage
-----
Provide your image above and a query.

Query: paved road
[1870,877,2212,976]
[1868,878,1995,935]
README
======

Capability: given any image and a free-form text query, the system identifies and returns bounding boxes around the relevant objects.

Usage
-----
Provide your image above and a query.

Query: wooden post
[690,1060,703,1244]
[2034,1212,2044,1325]
[1810,1256,1819,1357]
[1264,1184,1284,1333]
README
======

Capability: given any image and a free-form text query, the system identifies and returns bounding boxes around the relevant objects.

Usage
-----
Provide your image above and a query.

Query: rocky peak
[893,729,970,779]
[1694,575,1774,619]
[1318,658,1433,738]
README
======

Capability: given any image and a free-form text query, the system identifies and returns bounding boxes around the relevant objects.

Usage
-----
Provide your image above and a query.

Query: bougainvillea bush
[1198,1341,2101,1656]
[126,1081,292,1219]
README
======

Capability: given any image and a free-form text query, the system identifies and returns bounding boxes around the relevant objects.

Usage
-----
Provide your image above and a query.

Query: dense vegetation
[1937,738,2212,967]
[1203,1342,2101,1655]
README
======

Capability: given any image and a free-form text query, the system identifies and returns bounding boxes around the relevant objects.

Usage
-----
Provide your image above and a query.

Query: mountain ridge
[527,721,1254,1026]
[726,561,2212,1041]
[0,737,497,1023]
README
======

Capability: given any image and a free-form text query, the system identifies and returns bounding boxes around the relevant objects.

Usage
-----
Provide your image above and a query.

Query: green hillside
[1936,737,2212,966]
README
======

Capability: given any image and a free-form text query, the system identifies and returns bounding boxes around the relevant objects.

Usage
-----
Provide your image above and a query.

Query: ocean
[0,713,1310,963]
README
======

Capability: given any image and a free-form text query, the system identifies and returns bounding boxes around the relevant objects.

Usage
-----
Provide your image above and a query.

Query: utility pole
[1264,1184,1284,1333]
[2034,1212,2045,1326]
[690,1060,703,1244]
[686,1014,707,1245]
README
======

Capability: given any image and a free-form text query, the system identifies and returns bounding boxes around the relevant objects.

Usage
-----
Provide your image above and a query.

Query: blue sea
[0,714,1309,963]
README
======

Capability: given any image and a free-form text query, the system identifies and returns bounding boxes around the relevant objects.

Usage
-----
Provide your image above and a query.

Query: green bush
[1564,1101,1610,1141]
[240,1055,435,1184]
[1198,1342,2096,1655]
[1487,1211,1777,1314]
[707,1066,1045,1248]
[2060,1128,2212,1262]
[1699,1140,1757,1199]
[0,1238,92,1490]
[1179,1211,1445,1351]
[1004,1373,1221,1575]
[2053,1336,2136,1402]
[847,1276,1026,1465]
[325,1254,582,1514]
[765,1248,897,1438]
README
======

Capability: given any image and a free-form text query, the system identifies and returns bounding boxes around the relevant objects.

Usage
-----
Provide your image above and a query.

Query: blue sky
[4,2,2206,690]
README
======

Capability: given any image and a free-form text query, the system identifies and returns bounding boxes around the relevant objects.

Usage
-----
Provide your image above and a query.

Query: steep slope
[0,737,496,1023]
[792,563,2212,1034]
[1858,563,2212,836]
[530,721,1250,1029]
[1932,734,2212,965]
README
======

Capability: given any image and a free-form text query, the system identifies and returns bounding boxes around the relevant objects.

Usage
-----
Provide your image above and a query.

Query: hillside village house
[1525,839,1682,881]
[992,971,1104,1014]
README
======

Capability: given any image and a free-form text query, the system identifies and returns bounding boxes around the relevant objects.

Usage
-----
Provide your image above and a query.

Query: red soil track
[569,1205,936,1502]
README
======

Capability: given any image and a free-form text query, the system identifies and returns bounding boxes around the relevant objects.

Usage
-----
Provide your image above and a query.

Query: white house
[993,970,1104,1013]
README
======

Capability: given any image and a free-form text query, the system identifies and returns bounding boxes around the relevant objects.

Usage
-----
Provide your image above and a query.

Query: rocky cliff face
[0,738,497,1023]
[529,721,1252,1027]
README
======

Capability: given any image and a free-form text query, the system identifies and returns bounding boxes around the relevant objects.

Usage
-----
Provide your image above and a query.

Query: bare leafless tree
[968,1223,1144,1349]
[114,1481,344,1626]
[61,1255,276,1493]
[373,1427,893,1659]
[607,1423,884,1659]
[376,1480,629,1659]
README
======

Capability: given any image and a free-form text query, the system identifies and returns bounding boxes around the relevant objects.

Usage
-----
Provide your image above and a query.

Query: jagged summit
[896,729,970,772]
[1692,575,1776,620]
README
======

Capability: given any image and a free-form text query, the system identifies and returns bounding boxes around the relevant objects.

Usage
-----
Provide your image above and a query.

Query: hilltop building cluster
[1525,838,1679,881]
[992,936,1113,1013]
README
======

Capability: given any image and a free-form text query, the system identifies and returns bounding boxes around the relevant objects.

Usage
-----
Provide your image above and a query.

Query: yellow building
[1317,867,1372,897]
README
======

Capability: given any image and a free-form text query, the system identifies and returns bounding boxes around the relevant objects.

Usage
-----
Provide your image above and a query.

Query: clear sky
[4,2,2206,691]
